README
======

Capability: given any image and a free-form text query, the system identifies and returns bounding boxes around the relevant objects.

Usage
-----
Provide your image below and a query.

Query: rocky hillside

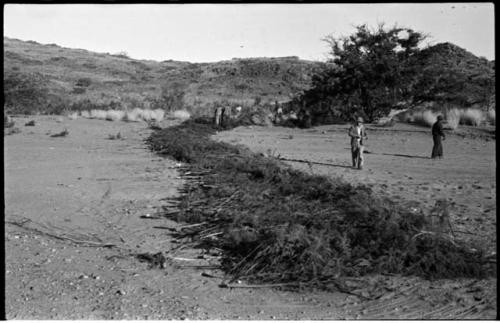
[410,42,495,108]
[3,37,325,114]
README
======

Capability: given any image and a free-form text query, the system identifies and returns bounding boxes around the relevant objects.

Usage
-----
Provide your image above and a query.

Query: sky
[3,3,495,63]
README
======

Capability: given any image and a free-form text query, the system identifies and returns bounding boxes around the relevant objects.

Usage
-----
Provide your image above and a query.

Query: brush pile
[147,120,494,286]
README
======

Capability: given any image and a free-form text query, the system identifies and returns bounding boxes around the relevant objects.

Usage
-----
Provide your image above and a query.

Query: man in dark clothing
[431,115,446,159]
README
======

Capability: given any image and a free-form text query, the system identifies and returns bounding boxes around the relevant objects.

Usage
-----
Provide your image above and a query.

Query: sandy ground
[4,116,497,319]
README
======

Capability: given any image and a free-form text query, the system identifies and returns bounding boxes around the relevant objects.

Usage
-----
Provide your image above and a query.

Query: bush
[75,77,92,87]
[89,109,107,119]
[171,110,191,120]
[80,110,90,118]
[445,108,461,130]
[487,109,495,125]
[421,110,438,127]
[4,71,49,114]
[105,110,125,121]
[460,109,484,126]
[124,108,142,122]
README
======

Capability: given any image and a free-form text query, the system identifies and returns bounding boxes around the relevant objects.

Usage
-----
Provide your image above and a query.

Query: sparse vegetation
[445,108,461,130]
[4,37,321,116]
[487,109,495,125]
[395,106,493,129]
[460,109,485,126]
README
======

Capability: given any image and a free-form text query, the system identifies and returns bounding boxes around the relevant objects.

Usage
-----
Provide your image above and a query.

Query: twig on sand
[177,222,208,230]
[219,282,299,289]
[278,156,350,168]
[411,230,458,247]
[6,219,118,248]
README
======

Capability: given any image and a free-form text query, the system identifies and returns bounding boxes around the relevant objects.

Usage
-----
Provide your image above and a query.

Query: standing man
[348,117,367,169]
[214,107,222,126]
[431,115,445,159]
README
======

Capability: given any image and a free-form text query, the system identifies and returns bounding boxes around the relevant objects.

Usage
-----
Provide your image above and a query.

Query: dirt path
[4,116,496,319]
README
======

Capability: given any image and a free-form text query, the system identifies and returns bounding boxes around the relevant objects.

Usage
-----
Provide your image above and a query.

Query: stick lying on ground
[6,219,118,248]
[278,156,352,168]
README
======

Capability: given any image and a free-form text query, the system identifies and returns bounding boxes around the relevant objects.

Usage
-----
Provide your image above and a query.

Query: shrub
[171,110,191,120]
[4,71,49,114]
[124,108,142,122]
[141,109,154,121]
[460,109,484,126]
[89,109,107,119]
[72,87,86,94]
[487,109,495,125]
[404,109,437,127]
[421,110,438,127]
[80,110,90,118]
[75,78,92,87]
[445,108,461,130]
[105,110,125,121]
[152,109,165,121]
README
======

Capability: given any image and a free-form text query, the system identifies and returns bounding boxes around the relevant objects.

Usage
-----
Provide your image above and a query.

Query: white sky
[3,3,495,62]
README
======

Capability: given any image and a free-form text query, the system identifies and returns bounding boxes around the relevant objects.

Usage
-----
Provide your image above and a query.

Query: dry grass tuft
[421,110,438,127]
[108,132,122,140]
[171,110,191,120]
[486,109,495,125]
[105,110,125,121]
[89,109,107,120]
[445,108,461,130]
[50,128,69,137]
[80,110,90,118]
[124,108,142,122]
[152,109,166,121]
[460,109,484,126]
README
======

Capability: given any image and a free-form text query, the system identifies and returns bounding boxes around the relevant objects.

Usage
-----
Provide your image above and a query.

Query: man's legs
[351,147,358,168]
[358,146,364,169]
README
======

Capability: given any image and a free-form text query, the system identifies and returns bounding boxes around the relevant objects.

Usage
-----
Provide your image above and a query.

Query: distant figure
[220,107,227,127]
[431,115,446,159]
[274,102,283,123]
[214,107,223,126]
[348,117,367,169]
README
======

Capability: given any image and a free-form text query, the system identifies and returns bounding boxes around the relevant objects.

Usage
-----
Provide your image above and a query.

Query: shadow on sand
[364,151,430,159]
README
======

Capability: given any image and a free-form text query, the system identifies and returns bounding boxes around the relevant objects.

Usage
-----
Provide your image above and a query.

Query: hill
[3,37,325,115]
[410,42,495,108]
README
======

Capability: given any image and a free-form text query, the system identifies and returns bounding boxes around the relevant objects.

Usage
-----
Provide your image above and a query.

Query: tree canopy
[299,24,427,123]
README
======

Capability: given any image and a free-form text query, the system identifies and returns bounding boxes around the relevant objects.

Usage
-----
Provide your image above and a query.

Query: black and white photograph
[3,3,496,320]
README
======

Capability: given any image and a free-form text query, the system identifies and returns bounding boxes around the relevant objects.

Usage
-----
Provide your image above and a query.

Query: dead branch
[411,230,458,247]
[6,219,118,248]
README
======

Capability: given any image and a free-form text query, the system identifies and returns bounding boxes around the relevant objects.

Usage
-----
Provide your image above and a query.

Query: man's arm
[438,123,445,139]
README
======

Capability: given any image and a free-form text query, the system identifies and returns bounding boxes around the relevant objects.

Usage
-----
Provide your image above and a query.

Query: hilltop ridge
[4,37,325,114]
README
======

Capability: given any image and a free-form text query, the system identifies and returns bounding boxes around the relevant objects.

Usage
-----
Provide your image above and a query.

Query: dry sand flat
[4,116,496,319]
[3,116,363,320]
